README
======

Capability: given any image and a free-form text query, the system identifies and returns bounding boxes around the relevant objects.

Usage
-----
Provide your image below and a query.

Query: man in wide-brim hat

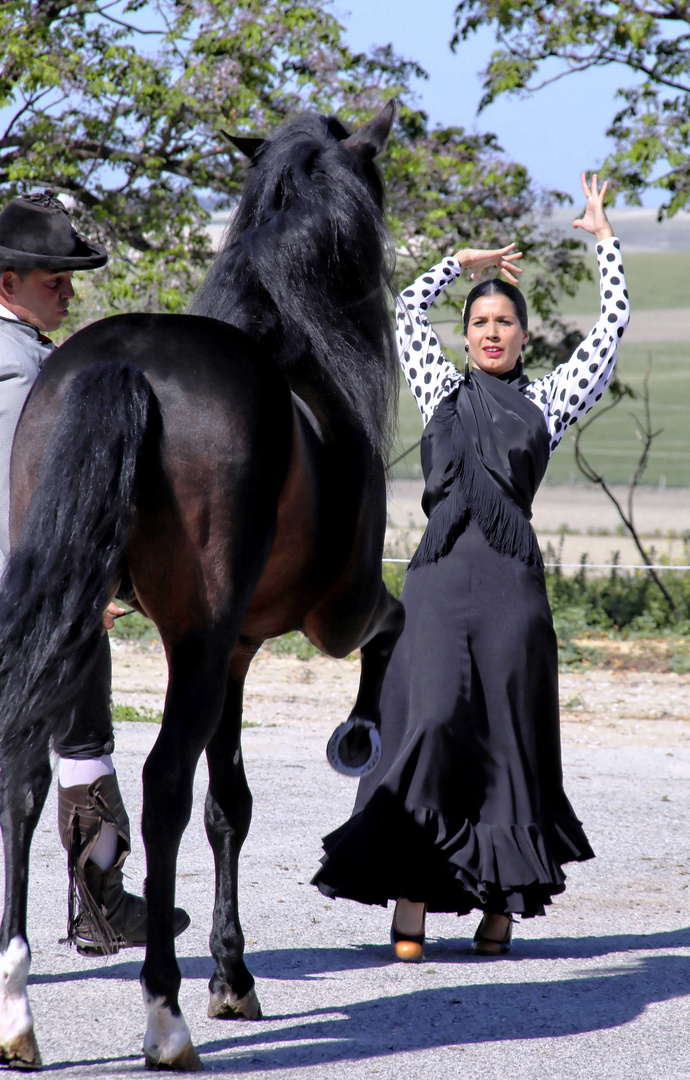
[0,189,189,956]
[0,189,109,565]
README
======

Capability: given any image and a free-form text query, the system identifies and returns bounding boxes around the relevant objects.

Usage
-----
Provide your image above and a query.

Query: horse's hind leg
[204,650,261,1021]
[0,747,52,1069]
[140,628,237,1072]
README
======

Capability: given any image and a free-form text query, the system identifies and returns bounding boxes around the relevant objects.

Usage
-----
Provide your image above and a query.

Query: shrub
[263,631,320,660]
[109,609,161,642]
[107,551,690,670]
[112,704,162,724]
[544,550,690,634]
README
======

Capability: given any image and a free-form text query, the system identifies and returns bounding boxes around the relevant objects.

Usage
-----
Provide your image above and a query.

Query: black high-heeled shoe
[390,900,426,962]
[471,913,514,956]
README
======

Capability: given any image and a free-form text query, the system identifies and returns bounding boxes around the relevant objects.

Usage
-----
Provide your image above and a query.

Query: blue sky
[334,0,663,209]
[1,0,664,210]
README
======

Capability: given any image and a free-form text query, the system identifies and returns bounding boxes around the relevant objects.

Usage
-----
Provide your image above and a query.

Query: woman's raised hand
[573,173,614,242]
[454,243,523,284]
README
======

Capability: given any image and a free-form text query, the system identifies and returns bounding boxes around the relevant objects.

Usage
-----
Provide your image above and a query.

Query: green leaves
[1,0,415,318]
[2,0,590,365]
[452,0,690,214]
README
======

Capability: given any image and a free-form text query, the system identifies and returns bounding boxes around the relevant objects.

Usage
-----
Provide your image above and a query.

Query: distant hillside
[209,206,690,253]
[543,207,690,253]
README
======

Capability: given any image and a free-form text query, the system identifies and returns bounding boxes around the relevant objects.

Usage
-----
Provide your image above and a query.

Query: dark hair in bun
[463,279,528,334]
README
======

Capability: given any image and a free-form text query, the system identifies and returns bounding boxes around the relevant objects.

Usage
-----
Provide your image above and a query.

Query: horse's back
[27,312,277,405]
[11,310,387,651]
[16,312,291,469]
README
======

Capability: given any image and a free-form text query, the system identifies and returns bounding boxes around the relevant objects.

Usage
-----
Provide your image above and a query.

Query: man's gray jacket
[0,315,53,569]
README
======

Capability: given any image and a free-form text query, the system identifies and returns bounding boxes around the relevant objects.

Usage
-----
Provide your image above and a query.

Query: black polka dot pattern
[394,256,464,426]
[522,237,630,453]
[395,240,630,448]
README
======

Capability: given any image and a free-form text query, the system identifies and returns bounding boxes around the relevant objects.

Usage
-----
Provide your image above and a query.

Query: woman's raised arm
[572,172,614,242]
[453,243,523,283]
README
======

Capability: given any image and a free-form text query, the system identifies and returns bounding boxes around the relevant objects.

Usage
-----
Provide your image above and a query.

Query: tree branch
[573,359,677,614]
[1,88,53,138]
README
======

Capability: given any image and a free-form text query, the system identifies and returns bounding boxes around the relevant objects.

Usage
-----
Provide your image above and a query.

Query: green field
[542,342,689,487]
[392,342,689,487]
[527,251,690,314]
[70,250,689,489]
[390,252,690,487]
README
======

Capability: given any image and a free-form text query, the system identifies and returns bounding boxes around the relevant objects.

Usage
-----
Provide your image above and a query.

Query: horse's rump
[3,314,294,748]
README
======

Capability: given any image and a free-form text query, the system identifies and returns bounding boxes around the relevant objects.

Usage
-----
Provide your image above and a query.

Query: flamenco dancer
[313,173,629,958]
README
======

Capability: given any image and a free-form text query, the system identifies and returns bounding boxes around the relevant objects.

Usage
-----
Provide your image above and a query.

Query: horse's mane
[189,112,398,459]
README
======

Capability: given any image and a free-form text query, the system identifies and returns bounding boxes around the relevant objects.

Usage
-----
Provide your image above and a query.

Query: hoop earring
[464,343,470,382]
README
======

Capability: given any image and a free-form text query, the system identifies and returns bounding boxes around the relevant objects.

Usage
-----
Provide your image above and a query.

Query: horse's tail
[0,361,156,758]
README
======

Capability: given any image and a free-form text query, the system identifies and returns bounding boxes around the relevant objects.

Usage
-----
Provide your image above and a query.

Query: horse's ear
[342,100,396,162]
[221,132,267,161]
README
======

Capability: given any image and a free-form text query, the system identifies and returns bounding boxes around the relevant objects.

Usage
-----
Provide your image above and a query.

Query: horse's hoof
[207,985,262,1020]
[326,718,381,777]
[144,1040,202,1072]
[0,1029,42,1070]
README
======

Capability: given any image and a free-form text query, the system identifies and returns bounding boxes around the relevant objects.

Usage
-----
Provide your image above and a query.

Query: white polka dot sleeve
[523,236,630,456]
[396,257,464,426]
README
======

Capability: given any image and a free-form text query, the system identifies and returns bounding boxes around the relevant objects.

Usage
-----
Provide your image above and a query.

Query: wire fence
[382,558,690,571]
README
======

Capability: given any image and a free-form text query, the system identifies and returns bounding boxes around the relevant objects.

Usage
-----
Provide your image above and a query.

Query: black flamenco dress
[312,364,594,918]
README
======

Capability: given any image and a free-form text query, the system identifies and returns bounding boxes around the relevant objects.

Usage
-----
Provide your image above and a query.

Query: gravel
[8,647,690,1078]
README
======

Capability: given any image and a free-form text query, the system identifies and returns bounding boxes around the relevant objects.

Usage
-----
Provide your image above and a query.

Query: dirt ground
[111,640,690,753]
[111,482,690,752]
[387,481,690,568]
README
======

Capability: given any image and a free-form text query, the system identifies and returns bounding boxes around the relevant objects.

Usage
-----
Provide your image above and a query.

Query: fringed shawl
[409,365,550,570]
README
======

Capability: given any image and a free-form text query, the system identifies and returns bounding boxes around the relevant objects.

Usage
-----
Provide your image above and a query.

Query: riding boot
[57,773,190,956]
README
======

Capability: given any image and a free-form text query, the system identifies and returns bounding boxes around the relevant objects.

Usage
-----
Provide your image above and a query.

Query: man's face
[0,268,75,333]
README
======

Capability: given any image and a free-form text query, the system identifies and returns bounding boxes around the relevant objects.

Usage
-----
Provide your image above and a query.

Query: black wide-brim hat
[0,189,107,271]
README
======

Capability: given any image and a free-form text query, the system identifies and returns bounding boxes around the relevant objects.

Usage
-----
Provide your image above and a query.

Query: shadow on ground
[28,930,690,1072]
[29,925,690,986]
[194,953,690,1071]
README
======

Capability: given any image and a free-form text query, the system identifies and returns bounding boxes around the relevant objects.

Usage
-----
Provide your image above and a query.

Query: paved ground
[11,647,690,1078]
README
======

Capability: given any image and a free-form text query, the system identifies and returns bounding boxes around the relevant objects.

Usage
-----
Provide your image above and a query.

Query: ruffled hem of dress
[311,792,594,918]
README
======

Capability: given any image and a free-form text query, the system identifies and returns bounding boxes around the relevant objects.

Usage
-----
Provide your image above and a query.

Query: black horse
[0,102,404,1070]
